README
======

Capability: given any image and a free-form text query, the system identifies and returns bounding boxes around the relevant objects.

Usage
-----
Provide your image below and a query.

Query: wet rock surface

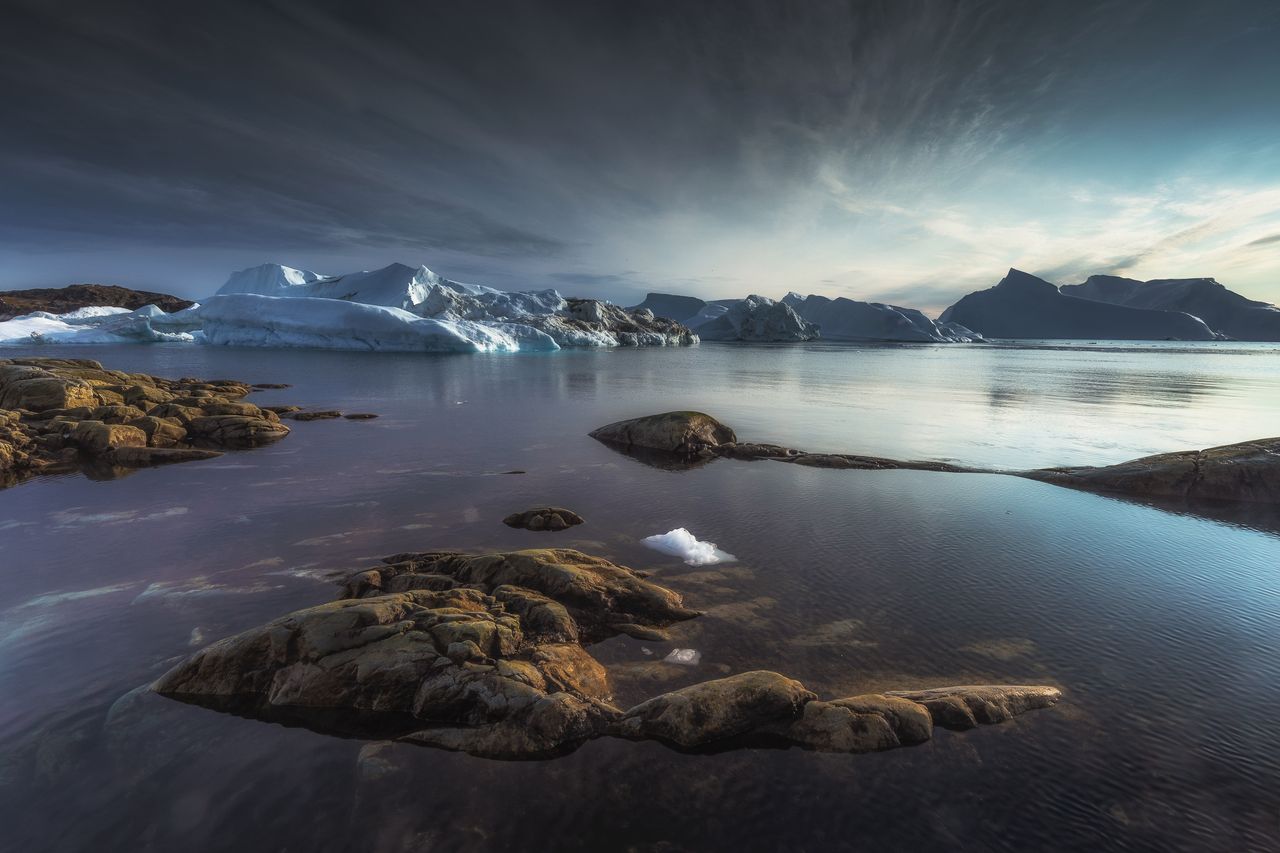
[503,507,585,531]
[0,357,293,487]
[154,546,1062,760]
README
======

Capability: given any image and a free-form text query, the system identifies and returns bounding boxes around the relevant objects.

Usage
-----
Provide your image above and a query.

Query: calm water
[2,341,1279,852]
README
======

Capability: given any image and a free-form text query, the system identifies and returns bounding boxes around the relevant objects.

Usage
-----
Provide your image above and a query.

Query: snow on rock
[0,305,195,345]
[195,294,536,353]
[641,528,737,566]
[940,269,1220,340]
[783,293,983,342]
[689,294,819,342]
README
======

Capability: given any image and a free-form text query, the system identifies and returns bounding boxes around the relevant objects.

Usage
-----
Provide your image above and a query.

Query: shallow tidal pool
[2,340,1279,851]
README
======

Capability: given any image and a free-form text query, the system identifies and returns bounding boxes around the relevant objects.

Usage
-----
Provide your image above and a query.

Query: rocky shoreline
[590,411,1280,504]
[154,547,1061,760]
[0,357,296,487]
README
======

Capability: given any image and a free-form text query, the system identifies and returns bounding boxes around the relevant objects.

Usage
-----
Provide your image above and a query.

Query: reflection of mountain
[1062,275,1280,341]
[940,269,1219,341]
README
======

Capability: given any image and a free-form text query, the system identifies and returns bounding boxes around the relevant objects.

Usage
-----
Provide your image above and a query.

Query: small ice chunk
[663,648,702,666]
[640,528,736,565]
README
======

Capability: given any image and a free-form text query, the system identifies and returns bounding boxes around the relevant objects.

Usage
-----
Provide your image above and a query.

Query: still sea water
[2,340,1279,852]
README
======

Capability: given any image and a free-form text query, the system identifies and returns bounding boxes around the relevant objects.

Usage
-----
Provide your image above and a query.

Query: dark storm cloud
[1,0,1278,300]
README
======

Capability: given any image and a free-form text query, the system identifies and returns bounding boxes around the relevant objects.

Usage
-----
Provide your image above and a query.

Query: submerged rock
[0,357,298,487]
[503,507,585,531]
[589,411,738,456]
[154,546,1062,760]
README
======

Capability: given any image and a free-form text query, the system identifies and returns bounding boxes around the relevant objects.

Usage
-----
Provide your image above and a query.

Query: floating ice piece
[640,528,736,565]
[663,648,702,665]
[0,305,195,345]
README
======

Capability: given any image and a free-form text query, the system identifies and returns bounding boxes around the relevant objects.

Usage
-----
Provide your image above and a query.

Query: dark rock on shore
[0,284,194,320]
[0,357,295,487]
[503,507,584,531]
[155,546,1062,760]
[1022,437,1280,505]
[344,413,379,420]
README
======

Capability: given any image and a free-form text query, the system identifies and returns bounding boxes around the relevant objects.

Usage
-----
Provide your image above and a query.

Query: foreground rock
[503,507,585,531]
[0,284,194,320]
[1023,437,1280,504]
[0,357,292,487]
[593,412,1280,505]
[155,547,1061,760]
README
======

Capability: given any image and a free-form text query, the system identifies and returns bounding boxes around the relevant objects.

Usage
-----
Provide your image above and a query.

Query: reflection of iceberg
[641,528,736,565]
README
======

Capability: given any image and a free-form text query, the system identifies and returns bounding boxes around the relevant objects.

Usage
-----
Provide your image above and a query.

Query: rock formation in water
[503,507,585,531]
[0,284,195,321]
[0,357,291,487]
[1061,275,1280,341]
[940,268,1220,340]
[590,411,1280,505]
[153,547,1061,759]
[1022,437,1280,504]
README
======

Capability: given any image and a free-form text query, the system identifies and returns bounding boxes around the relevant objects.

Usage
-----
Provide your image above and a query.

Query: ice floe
[641,528,737,565]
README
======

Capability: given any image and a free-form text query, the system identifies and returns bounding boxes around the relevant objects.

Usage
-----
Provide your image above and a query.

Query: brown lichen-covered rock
[615,671,816,748]
[589,411,737,456]
[153,545,1064,760]
[0,357,310,488]
[503,507,585,532]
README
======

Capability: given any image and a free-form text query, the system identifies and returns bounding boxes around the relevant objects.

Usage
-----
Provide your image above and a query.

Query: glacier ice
[641,528,737,566]
[0,305,196,345]
[196,294,536,353]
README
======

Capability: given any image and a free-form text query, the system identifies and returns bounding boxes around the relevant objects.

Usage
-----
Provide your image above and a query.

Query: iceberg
[689,295,819,342]
[195,294,541,353]
[782,293,982,342]
[641,528,737,566]
[218,262,500,311]
[0,305,195,345]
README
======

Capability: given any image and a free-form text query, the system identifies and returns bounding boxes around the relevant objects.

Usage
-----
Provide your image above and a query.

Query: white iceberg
[217,262,501,310]
[195,293,546,353]
[0,305,196,345]
[640,528,736,566]
[688,294,819,342]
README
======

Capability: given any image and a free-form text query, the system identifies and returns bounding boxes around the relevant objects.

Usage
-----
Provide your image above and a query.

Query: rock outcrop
[589,411,738,457]
[154,546,1062,760]
[0,357,291,487]
[593,412,1280,506]
[0,284,194,320]
[1023,437,1280,504]
[503,507,585,531]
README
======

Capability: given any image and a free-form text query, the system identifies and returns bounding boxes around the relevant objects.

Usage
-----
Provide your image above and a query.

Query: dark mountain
[0,284,194,320]
[630,292,707,323]
[939,269,1218,340]
[1062,275,1280,341]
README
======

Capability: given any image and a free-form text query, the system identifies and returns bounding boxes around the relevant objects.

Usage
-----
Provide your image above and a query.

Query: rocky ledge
[591,411,1280,504]
[0,357,292,487]
[0,284,194,320]
[154,547,1060,760]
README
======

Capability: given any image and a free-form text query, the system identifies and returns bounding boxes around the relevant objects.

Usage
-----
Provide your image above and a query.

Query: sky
[1,0,1278,314]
